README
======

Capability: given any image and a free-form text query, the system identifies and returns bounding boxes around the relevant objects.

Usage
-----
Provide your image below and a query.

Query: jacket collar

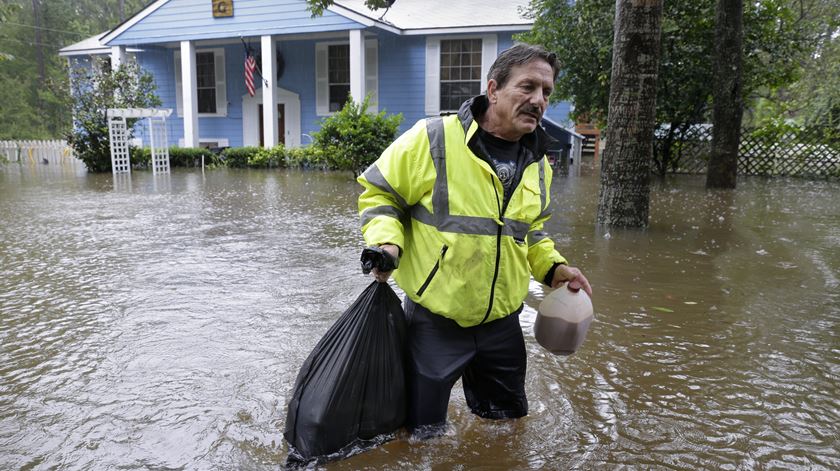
[457,95,557,161]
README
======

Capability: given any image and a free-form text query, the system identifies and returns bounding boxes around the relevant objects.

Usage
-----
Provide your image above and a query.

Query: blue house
[59,0,572,150]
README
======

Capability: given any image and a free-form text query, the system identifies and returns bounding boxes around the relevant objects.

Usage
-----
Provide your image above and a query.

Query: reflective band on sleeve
[361,164,409,210]
[538,158,546,210]
[361,205,404,227]
[527,230,549,245]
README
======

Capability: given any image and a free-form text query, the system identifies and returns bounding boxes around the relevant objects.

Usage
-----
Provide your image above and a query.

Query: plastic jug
[534,284,594,355]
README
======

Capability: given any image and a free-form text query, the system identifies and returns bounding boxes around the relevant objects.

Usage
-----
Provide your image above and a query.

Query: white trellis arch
[107,108,173,175]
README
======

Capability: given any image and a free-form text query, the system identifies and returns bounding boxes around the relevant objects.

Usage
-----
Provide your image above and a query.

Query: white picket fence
[0,140,78,165]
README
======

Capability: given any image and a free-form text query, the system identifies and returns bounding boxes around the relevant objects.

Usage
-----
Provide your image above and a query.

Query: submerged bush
[130,146,221,169]
[222,146,261,168]
[249,145,286,168]
[66,58,160,173]
[311,95,403,175]
[285,146,326,169]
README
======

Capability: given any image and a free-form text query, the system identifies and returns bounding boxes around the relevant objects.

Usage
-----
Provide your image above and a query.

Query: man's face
[488,59,554,140]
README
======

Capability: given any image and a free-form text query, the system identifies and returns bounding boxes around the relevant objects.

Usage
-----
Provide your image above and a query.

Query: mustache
[520,105,542,118]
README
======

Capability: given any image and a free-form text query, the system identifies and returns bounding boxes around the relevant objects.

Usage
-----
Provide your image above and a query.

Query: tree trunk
[32,0,45,85]
[596,0,663,227]
[706,0,744,189]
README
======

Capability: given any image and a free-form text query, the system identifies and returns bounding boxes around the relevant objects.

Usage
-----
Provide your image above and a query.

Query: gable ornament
[212,0,233,18]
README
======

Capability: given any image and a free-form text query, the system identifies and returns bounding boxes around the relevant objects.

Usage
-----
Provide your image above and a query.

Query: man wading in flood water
[357,44,592,437]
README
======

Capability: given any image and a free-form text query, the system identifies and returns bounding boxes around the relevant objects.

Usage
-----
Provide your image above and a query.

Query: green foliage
[221,146,261,168]
[65,58,160,172]
[249,145,286,168]
[285,146,326,169]
[305,0,393,17]
[132,146,223,169]
[129,146,151,167]
[169,147,218,167]
[214,145,328,170]
[788,27,840,132]
[311,95,403,175]
[0,0,149,139]
[518,0,614,125]
[519,0,808,129]
[520,0,813,175]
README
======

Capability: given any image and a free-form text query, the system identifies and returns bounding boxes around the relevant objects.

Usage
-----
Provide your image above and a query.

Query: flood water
[1,160,838,470]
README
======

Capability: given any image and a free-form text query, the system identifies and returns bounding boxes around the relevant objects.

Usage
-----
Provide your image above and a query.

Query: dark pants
[404,298,528,431]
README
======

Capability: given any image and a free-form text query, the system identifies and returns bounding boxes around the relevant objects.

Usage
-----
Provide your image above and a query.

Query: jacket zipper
[416,244,448,297]
[480,174,504,324]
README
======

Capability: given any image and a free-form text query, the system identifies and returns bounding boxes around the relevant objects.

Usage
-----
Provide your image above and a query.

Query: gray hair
[487,44,560,89]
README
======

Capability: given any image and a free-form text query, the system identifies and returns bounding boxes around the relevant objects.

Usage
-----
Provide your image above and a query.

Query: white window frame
[425,34,497,116]
[177,137,230,148]
[174,47,227,118]
[316,39,378,116]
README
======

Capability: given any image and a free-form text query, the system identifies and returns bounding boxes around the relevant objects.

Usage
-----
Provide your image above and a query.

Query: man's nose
[530,90,548,109]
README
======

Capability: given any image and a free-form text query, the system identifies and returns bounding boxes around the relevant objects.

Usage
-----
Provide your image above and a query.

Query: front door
[258,103,286,147]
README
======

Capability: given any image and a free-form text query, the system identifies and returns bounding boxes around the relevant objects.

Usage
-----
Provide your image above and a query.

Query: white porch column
[261,35,278,147]
[180,41,199,148]
[349,29,365,107]
[110,46,126,70]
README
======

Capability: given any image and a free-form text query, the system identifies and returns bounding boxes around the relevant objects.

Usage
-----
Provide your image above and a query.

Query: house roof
[542,117,585,148]
[61,0,534,54]
[335,0,532,34]
[59,31,142,57]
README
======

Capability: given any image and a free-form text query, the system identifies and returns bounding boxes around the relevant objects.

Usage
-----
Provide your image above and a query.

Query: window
[327,44,350,112]
[439,39,482,112]
[196,52,217,113]
[316,40,378,116]
[425,35,496,116]
[174,48,227,117]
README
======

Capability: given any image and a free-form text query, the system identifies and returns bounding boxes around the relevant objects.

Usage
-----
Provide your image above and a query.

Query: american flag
[244,54,256,97]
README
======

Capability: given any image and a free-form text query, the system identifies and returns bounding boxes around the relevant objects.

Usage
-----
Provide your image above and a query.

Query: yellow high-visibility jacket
[358,97,566,327]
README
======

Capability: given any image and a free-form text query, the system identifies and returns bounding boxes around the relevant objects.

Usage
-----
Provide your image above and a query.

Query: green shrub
[222,146,261,168]
[130,146,220,168]
[249,145,285,168]
[169,147,217,167]
[285,145,327,169]
[66,58,160,173]
[311,95,403,175]
[130,147,151,168]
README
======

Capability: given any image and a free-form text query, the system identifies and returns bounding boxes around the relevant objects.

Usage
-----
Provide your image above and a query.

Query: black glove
[360,246,399,275]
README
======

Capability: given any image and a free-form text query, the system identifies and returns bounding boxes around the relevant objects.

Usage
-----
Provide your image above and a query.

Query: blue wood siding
[277,39,318,140]
[110,0,363,46]
[125,28,571,148]
[377,32,426,133]
[134,44,247,147]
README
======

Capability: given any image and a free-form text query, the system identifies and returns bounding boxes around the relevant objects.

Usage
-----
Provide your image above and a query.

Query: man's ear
[487,79,498,103]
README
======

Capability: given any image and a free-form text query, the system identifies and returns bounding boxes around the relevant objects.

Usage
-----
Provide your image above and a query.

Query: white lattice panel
[108,117,131,174]
[149,117,170,175]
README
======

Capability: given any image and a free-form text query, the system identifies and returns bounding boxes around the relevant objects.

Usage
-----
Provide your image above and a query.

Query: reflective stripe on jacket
[357,100,566,327]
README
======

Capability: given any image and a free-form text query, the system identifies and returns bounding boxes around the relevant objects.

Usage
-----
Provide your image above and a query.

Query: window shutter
[174,51,183,117]
[480,34,498,93]
[424,37,440,116]
[364,39,378,113]
[214,49,227,116]
[315,43,329,116]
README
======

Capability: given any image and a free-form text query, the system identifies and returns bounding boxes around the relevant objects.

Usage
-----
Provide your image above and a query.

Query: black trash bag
[284,281,406,464]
